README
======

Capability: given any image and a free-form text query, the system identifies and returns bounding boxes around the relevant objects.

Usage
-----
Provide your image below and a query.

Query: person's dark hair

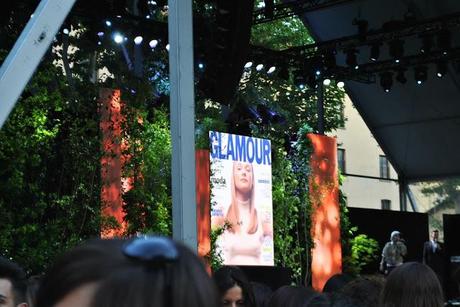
[213,266,255,307]
[329,292,358,307]
[26,275,42,307]
[0,256,27,305]
[380,262,444,307]
[268,285,318,307]
[322,273,354,293]
[36,237,220,307]
[308,293,331,307]
[339,275,384,307]
[251,281,272,307]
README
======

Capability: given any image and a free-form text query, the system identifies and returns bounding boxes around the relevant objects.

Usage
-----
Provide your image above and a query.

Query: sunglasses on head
[123,235,179,263]
[122,236,179,305]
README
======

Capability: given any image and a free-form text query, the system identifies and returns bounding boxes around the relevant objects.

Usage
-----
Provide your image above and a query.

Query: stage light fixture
[97,31,104,38]
[369,43,380,61]
[345,49,359,70]
[380,72,393,93]
[293,70,306,89]
[323,50,337,70]
[63,28,69,35]
[134,36,143,45]
[389,39,404,63]
[436,61,448,78]
[256,64,264,71]
[149,39,158,48]
[278,66,289,80]
[414,66,428,85]
[337,81,345,88]
[306,74,318,89]
[395,69,407,84]
[105,20,112,27]
[113,33,124,44]
[198,63,205,70]
[267,66,276,74]
[353,18,368,37]
[165,44,170,51]
[437,30,451,55]
[323,78,331,86]
[420,35,433,54]
[264,0,274,19]
[244,62,253,69]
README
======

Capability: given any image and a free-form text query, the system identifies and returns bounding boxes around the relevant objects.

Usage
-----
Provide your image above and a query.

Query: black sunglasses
[122,235,179,263]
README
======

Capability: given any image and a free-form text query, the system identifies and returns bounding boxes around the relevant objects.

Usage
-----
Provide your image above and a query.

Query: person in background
[322,273,354,293]
[250,282,272,307]
[337,275,385,307]
[213,266,255,307]
[0,256,28,307]
[267,285,319,307]
[423,229,445,286]
[35,236,219,307]
[379,230,407,275]
[380,262,443,307]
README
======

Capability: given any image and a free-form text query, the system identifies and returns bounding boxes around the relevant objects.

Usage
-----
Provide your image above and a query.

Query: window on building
[337,148,346,173]
[379,155,390,179]
[381,199,391,210]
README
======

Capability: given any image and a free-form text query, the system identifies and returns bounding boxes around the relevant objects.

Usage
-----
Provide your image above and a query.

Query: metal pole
[168,0,197,250]
[317,82,325,135]
[398,176,408,211]
[0,0,76,127]
[406,185,419,212]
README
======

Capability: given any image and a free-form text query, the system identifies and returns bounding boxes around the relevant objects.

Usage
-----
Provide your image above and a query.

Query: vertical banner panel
[209,131,274,266]
[196,150,211,269]
[99,88,127,237]
[308,133,342,291]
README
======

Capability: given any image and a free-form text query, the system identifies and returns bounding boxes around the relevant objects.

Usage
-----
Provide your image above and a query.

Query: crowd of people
[1,233,458,307]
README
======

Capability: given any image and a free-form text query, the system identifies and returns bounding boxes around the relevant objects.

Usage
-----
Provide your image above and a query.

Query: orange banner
[99,88,128,237]
[196,149,211,273]
[308,133,342,291]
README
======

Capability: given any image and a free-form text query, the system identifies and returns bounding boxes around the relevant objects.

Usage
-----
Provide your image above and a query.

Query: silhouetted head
[36,236,219,307]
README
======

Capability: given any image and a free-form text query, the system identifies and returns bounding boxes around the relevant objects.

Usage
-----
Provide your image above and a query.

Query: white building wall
[331,95,400,210]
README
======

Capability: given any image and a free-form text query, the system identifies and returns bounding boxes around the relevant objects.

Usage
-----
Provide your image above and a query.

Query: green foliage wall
[0,53,101,273]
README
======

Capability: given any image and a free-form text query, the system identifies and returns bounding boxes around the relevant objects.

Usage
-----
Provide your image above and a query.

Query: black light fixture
[420,34,433,54]
[308,56,323,77]
[345,49,359,70]
[306,74,318,89]
[293,70,306,89]
[437,30,451,55]
[264,0,274,19]
[380,71,393,93]
[353,18,369,38]
[395,68,407,84]
[323,50,337,71]
[278,66,290,81]
[369,43,380,61]
[414,66,428,85]
[388,39,404,63]
[436,60,448,78]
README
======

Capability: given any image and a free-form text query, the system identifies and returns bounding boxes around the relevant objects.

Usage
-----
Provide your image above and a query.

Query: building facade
[332,95,400,211]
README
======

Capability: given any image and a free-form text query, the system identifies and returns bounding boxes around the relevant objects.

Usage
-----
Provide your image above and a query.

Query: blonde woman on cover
[217,161,272,265]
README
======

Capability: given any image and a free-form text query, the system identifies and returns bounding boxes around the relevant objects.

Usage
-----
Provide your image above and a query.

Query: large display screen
[209,131,274,266]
